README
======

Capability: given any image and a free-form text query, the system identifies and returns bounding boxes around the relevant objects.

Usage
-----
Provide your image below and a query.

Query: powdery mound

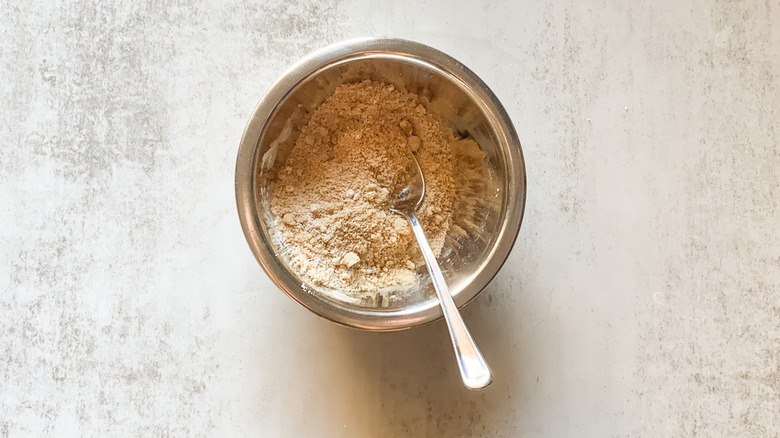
[270,80,455,292]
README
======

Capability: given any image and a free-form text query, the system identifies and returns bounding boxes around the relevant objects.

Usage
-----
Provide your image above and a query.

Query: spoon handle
[406,212,493,390]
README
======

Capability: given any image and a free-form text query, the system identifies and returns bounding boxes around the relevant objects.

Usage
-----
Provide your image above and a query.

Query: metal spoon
[390,153,493,390]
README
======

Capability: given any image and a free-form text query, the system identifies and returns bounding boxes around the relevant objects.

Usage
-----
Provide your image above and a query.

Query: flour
[270,80,456,292]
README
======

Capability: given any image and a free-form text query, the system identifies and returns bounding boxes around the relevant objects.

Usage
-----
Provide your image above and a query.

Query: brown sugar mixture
[270,80,456,292]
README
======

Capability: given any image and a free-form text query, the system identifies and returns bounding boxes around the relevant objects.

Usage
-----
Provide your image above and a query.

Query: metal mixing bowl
[235,38,526,331]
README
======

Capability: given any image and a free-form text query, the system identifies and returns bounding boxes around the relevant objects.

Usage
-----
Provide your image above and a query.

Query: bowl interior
[246,48,522,329]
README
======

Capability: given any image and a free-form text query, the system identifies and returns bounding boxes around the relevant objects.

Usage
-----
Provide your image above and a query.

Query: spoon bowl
[389,154,426,216]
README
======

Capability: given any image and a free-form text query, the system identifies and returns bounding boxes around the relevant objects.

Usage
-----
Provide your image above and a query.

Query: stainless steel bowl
[236,38,526,331]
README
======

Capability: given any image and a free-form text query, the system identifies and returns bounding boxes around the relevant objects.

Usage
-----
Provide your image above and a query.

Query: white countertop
[2,1,779,436]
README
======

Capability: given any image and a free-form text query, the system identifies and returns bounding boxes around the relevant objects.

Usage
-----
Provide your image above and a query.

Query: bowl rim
[235,37,526,331]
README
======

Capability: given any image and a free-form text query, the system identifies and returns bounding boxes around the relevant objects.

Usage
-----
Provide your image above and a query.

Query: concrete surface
[1,0,779,436]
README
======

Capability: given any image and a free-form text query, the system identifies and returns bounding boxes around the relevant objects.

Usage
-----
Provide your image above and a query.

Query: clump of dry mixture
[270,80,456,292]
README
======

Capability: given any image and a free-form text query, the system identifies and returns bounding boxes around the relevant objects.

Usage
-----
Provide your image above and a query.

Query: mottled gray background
[1,0,779,436]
